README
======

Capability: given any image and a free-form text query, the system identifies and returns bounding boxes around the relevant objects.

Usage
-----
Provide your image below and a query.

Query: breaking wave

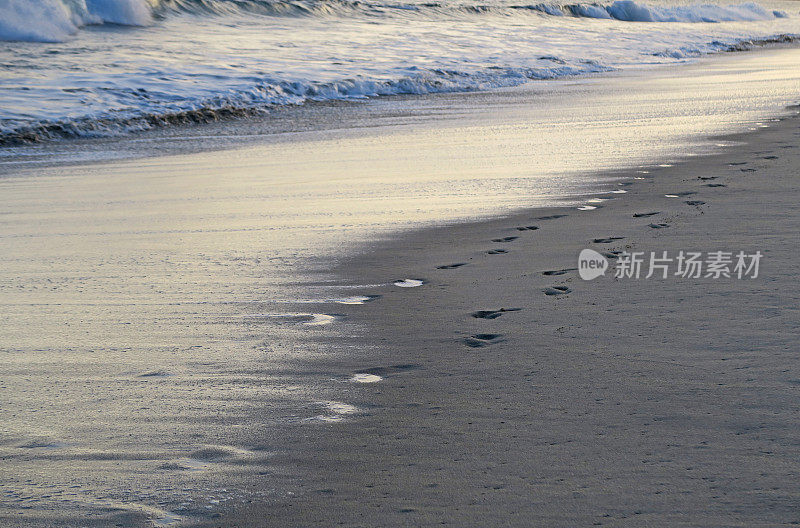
[1,34,797,146]
[0,0,153,42]
[156,0,790,22]
[0,62,612,144]
[0,0,790,43]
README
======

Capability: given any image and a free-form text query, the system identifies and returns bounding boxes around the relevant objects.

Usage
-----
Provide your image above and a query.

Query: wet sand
[3,50,800,527]
[208,110,800,526]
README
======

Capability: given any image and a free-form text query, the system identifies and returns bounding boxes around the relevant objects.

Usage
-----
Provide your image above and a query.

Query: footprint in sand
[728,162,748,166]
[534,214,568,220]
[307,401,360,423]
[436,263,468,270]
[740,168,757,172]
[303,314,340,326]
[762,155,779,159]
[188,445,262,464]
[394,279,425,287]
[257,313,341,326]
[697,176,717,181]
[592,237,625,244]
[463,333,505,348]
[491,236,518,243]
[486,248,508,255]
[354,364,421,378]
[601,251,622,260]
[137,370,171,378]
[470,308,522,320]
[543,285,572,296]
[632,211,660,218]
[349,373,383,383]
[705,183,726,188]
[332,295,381,305]
[648,223,670,229]
[542,268,577,276]
[515,225,540,231]
[685,200,706,206]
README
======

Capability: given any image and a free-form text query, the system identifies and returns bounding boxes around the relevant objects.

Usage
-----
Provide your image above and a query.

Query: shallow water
[2,44,800,526]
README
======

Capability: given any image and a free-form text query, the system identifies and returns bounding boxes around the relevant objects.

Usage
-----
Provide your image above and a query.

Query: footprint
[349,373,382,383]
[697,176,717,181]
[332,295,381,305]
[632,211,660,218]
[491,236,518,243]
[437,263,468,270]
[648,223,670,229]
[762,155,779,159]
[303,314,340,326]
[487,249,508,255]
[601,251,622,260]
[258,313,341,326]
[665,191,696,197]
[394,279,424,288]
[740,168,757,172]
[307,401,361,422]
[592,237,625,244]
[515,225,540,231]
[728,162,747,166]
[464,333,505,348]
[470,308,522,319]
[685,200,706,206]
[534,215,567,220]
[542,268,577,276]
[137,370,170,378]
[355,364,421,378]
[705,183,726,187]
[543,286,572,296]
[190,445,260,463]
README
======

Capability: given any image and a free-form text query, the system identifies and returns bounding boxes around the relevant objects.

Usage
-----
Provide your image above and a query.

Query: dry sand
[208,109,800,526]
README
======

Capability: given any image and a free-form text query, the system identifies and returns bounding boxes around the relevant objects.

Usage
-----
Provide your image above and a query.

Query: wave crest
[2,33,798,146]
[0,0,153,43]
[0,0,791,42]
[564,1,787,22]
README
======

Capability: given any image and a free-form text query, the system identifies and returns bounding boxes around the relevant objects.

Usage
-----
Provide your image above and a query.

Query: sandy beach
[204,109,800,526]
[2,12,800,523]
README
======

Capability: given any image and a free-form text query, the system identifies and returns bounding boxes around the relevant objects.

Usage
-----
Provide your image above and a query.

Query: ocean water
[3,2,800,527]
[0,0,799,143]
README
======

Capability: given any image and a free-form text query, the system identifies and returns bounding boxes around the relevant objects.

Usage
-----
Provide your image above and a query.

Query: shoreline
[2,49,800,527]
[3,38,800,153]
[206,107,800,526]
[3,44,800,174]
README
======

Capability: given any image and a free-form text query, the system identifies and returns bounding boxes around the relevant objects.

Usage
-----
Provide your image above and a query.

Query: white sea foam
[0,0,786,44]
[567,1,786,22]
[0,0,797,144]
[0,0,152,43]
